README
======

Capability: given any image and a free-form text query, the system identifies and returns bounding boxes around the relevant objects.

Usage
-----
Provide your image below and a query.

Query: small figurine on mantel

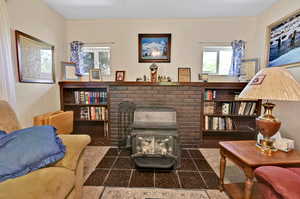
[149,63,158,83]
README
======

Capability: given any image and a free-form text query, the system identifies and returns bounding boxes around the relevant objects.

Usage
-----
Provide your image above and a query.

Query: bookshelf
[59,82,110,145]
[202,87,261,147]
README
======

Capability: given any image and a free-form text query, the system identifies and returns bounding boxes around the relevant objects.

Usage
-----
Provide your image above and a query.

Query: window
[81,47,111,75]
[202,46,233,75]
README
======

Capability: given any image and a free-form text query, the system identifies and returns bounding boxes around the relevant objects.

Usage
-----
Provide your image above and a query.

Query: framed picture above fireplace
[138,34,171,63]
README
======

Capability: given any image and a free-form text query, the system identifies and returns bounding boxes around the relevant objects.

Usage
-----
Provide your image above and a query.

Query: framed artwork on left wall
[15,30,55,83]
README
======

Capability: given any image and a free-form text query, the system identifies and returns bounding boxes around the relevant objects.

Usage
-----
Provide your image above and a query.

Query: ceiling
[42,0,279,19]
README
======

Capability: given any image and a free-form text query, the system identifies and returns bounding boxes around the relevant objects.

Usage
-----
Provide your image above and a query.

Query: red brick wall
[109,85,203,148]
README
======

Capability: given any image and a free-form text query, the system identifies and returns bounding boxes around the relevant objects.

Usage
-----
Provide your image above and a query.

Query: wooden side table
[219,140,300,199]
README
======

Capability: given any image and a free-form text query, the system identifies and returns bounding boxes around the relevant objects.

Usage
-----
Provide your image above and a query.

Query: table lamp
[239,67,300,153]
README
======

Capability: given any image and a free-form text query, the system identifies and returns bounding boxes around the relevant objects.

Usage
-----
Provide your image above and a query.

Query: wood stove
[130,107,181,169]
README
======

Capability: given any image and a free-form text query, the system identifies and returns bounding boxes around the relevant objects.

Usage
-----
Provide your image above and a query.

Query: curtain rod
[68,42,116,45]
[198,41,247,44]
[84,42,115,45]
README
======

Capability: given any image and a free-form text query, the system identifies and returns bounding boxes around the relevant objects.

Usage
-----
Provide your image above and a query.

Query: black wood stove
[130,107,181,169]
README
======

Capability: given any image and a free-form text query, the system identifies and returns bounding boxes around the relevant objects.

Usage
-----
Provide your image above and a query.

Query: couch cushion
[0,126,66,182]
[0,167,75,199]
[0,100,21,133]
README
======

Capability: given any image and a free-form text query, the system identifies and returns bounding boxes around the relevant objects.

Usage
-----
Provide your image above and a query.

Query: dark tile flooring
[85,148,219,189]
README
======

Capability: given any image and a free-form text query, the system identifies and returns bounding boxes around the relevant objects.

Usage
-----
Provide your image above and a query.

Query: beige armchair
[0,100,90,199]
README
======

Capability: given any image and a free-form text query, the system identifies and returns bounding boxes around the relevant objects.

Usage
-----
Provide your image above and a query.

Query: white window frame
[81,46,111,75]
[202,46,233,75]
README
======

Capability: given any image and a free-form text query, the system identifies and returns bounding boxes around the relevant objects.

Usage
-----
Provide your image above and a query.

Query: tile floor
[84,148,219,190]
[82,146,244,199]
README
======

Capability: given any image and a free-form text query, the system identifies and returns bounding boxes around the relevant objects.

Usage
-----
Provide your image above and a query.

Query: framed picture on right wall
[266,9,300,67]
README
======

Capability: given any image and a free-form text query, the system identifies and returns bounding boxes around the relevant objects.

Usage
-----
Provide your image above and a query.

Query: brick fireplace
[109,85,203,148]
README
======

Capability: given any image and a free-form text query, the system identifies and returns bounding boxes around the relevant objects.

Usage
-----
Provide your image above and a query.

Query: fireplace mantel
[60,81,247,89]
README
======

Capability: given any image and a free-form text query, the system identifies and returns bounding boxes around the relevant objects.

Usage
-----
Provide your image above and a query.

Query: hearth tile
[113,157,134,169]
[189,149,205,159]
[105,148,119,157]
[129,169,154,187]
[181,149,191,158]
[155,171,180,188]
[193,159,214,172]
[84,169,109,186]
[178,171,206,189]
[201,171,220,189]
[119,149,131,157]
[96,157,116,169]
[178,159,197,171]
[104,169,131,187]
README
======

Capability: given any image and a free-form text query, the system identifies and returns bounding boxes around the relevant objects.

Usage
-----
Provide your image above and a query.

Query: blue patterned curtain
[70,41,84,76]
[230,40,246,76]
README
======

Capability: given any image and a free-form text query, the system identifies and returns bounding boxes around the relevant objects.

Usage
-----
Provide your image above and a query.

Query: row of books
[204,116,234,131]
[222,102,257,116]
[74,91,107,105]
[204,90,217,100]
[80,107,108,121]
[204,102,257,116]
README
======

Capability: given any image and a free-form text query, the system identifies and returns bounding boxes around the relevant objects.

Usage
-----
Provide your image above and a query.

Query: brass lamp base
[256,102,281,155]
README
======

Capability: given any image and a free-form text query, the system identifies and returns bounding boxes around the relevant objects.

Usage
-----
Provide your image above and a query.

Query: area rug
[100,187,210,199]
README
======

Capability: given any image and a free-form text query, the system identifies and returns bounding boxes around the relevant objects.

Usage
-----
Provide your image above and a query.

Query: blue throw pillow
[0,131,6,139]
[0,126,65,182]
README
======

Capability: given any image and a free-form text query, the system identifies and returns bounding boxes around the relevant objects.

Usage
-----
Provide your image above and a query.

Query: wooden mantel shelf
[59,81,248,89]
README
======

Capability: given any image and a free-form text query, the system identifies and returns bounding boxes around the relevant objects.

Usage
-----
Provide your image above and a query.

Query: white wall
[7,0,66,127]
[255,0,300,148]
[66,17,258,81]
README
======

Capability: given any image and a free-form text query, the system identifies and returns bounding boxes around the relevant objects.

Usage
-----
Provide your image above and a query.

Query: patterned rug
[100,187,209,199]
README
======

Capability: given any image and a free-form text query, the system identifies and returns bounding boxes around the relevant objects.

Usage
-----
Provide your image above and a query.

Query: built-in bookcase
[59,82,110,145]
[202,87,262,146]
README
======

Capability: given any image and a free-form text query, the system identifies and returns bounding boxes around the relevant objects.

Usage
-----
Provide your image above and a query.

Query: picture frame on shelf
[178,67,191,82]
[15,30,55,84]
[240,58,260,82]
[266,9,300,67]
[115,71,125,81]
[62,62,79,81]
[89,69,102,81]
[138,33,171,63]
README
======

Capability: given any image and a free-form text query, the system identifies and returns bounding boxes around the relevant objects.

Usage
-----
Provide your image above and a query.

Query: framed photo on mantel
[138,33,171,63]
[178,68,191,83]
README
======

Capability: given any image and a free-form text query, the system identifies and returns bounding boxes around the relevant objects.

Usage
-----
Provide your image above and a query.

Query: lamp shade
[239,67,300,101]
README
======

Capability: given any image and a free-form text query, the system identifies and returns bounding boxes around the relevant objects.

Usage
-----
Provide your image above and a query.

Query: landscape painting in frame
[138,34,171,63]
[267,10,300,67]
[15,30,55,83]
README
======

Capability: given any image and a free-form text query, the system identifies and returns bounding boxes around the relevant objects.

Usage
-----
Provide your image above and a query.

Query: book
[222,103,230,115]
[212,117,219,130]
[75,91,107,105]
[204,102,215,114]
[204,116,209,130]
[80,107,90,120]
[243,103,252,115]
[238,102,246,115]
[249,102,257,115]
